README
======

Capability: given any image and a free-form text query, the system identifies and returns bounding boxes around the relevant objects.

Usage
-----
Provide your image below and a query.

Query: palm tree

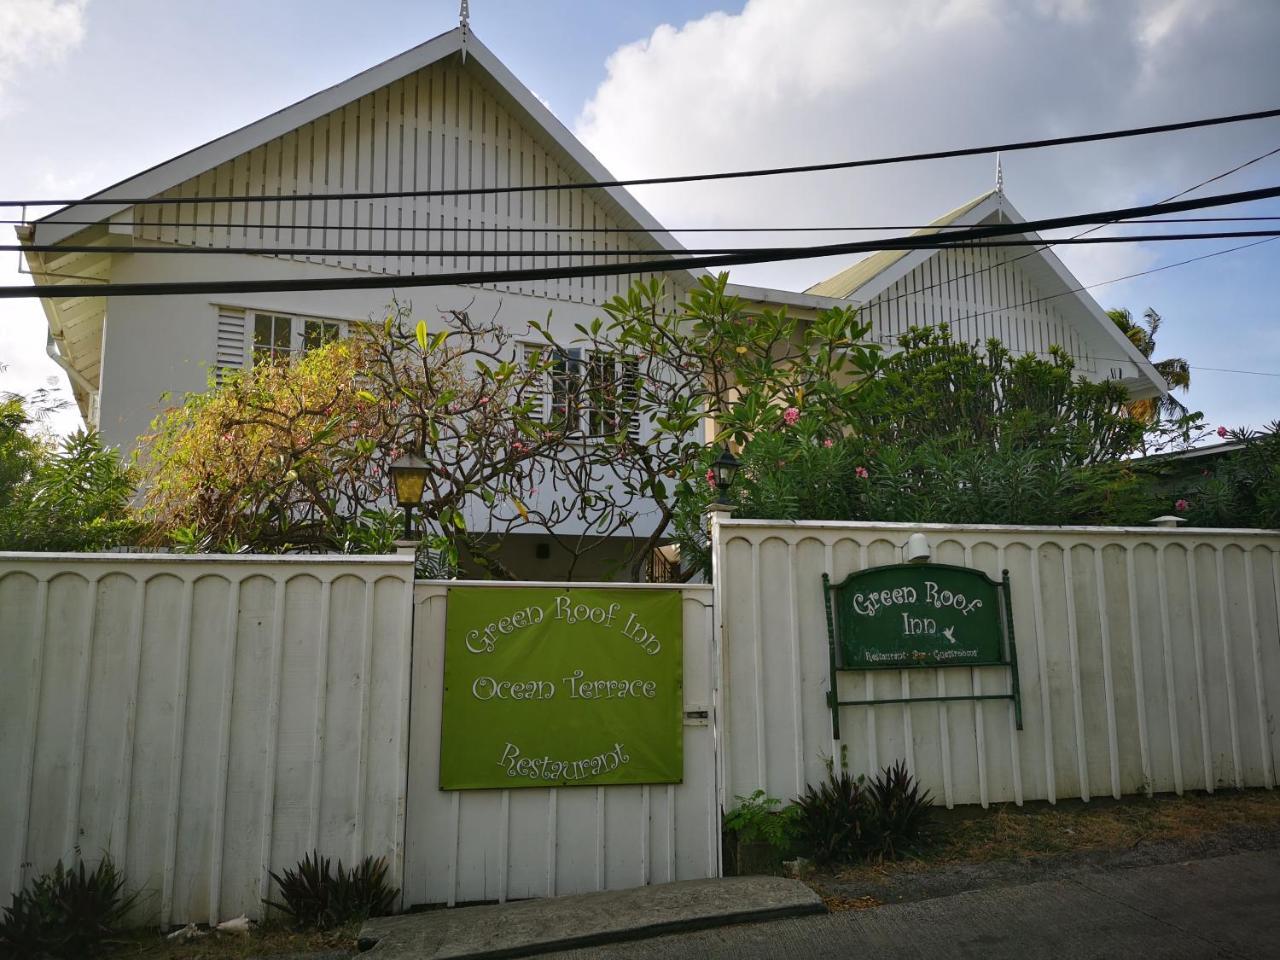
[1106,307,1191,423]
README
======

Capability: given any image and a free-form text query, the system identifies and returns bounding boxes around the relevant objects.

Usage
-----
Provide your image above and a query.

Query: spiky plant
[265,853,398,929]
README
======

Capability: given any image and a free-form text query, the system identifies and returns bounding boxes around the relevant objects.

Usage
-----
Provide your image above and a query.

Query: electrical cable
[864,143,1280,313]
[11,215,1280,233]
[7,183,1280,298]
[13,230,1280,260]
[8,106,1280,208]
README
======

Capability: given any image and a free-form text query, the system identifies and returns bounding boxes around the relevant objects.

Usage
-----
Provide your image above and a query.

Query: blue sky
[1,0,1277,435]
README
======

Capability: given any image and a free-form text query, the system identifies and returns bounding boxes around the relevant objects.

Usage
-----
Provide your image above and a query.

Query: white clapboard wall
[0,554,414,927]
[860,245,1100,376]
[130,53,670,308]
[402,581,718,907]
[714,519,1280,809]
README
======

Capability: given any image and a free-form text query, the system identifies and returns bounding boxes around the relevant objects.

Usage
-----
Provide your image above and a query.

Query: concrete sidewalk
[357,876,825,959]
[545,849,1280,959]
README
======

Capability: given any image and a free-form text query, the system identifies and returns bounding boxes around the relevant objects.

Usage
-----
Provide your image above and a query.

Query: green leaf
[415,319,429,351]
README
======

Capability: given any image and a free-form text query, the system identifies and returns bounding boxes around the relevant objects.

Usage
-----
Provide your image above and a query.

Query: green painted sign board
[825,563,1007,669]
[440,587,684,790]
[822,562,1023,737]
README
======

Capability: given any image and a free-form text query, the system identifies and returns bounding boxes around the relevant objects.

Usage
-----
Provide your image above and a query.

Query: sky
[1,0,1278,436]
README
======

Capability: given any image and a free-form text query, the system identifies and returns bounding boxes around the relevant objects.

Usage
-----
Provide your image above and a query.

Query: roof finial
[459,0,470,61]
[995,151,1004,194]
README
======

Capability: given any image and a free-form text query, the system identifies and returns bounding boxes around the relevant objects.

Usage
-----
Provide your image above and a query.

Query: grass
[829,788,1280,883]
[105,921,358,960]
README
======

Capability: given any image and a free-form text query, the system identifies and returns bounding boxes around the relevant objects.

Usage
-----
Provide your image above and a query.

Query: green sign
[440,587,683,790]
[825,563,1006,669]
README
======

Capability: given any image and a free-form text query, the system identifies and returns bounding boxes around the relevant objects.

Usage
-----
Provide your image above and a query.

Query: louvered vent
[215,307,247,382]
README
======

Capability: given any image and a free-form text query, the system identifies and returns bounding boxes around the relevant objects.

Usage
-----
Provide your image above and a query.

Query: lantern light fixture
[710,444,741,505]
[388,453,431,539]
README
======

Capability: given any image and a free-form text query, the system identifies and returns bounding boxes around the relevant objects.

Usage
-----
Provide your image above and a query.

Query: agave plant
[266,852,398,930]
[793,767,868,865]
[0,856,138,959]
[865,760,934,860]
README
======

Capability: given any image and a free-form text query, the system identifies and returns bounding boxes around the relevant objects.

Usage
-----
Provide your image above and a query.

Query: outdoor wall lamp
[905,532,932,563]
[389,453,431,539]
[711,444,741,505]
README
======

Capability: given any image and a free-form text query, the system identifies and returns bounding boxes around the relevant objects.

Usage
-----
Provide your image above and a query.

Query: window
[252,312,346,366]
[523,343,640,441]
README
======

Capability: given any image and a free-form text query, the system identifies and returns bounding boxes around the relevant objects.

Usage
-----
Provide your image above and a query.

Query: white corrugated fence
[0,553,415,926]
[713,519,1280,810]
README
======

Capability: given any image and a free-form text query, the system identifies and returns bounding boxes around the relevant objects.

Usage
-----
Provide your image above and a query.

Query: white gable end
[125,51,677,308]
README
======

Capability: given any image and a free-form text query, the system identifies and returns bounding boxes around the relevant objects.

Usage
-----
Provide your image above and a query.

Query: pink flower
[478,396,490,406]
[782,407,800,427]
[855,466,869,479]
[823,438,834,448]
[1175,498,1190,512]
[1216,425,1229,438]
[706,468,717,488]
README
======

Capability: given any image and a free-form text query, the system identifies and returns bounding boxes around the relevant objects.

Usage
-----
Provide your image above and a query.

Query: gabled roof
[32,27,688,260]
[803,189,1167,399]
[805,189,996,300]
[24,26,701,421]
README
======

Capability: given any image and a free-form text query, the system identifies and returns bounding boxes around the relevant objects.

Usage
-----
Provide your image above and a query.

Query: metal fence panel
[714,520,1280,810]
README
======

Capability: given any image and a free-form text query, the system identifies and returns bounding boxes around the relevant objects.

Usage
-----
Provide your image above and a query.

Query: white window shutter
[215,306,248,382]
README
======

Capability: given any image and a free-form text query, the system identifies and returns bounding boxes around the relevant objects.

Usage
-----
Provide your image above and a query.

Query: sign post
[822,563,1022,736]
[440,586,684,790]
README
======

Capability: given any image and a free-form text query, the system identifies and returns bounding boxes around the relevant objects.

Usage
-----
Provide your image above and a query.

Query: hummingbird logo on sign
[943,625,957,645]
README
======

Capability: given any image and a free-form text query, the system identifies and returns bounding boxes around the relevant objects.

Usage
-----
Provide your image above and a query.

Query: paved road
[548,850,1280,960]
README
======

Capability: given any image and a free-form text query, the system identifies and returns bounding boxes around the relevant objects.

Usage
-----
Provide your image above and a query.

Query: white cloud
[0,0,88,114]
[574,0,1280,295]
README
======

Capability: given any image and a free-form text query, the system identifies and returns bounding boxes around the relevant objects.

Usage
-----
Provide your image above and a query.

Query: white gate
[402,581,719,906]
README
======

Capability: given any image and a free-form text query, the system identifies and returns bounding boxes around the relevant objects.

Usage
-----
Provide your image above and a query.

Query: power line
[937,235,1279,328]
[864,142,1280,313]
[9,106,1280,208]
[14,230,1280,261]
[11,214,1280,234]
[7,183,1280,299]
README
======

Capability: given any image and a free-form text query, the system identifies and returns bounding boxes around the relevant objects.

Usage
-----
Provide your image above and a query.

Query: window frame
[522,342,641,442]
[250,311,347,366]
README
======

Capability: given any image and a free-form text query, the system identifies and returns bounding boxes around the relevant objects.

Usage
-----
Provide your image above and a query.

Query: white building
[19,26,1163,577]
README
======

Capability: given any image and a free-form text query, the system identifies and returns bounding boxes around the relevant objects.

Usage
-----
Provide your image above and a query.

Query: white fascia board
[33,28,696,274]
[723,282,852,311]
[994,202,1166,399]
[461,37,696,268]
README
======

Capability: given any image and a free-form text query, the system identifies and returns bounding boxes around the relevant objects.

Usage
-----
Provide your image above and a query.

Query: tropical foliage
[0,856,137,959]
[1173,423,1280,529]
[791,761,933,865]
[138,276,883,578]
[1106,306,1193,426]
[265,853,398,929]
[674,325,1171,573]
[0,395,137,552]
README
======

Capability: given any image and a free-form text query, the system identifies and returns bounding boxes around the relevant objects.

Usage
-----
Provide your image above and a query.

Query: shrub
[1178,423,1280,529]
[793,768,868,865]
[265,853,398,929]
[792,762,934,865]
[724,790,799,848]
[0,396,138,552]
[864,760,934,860]
[0,856,137,959]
